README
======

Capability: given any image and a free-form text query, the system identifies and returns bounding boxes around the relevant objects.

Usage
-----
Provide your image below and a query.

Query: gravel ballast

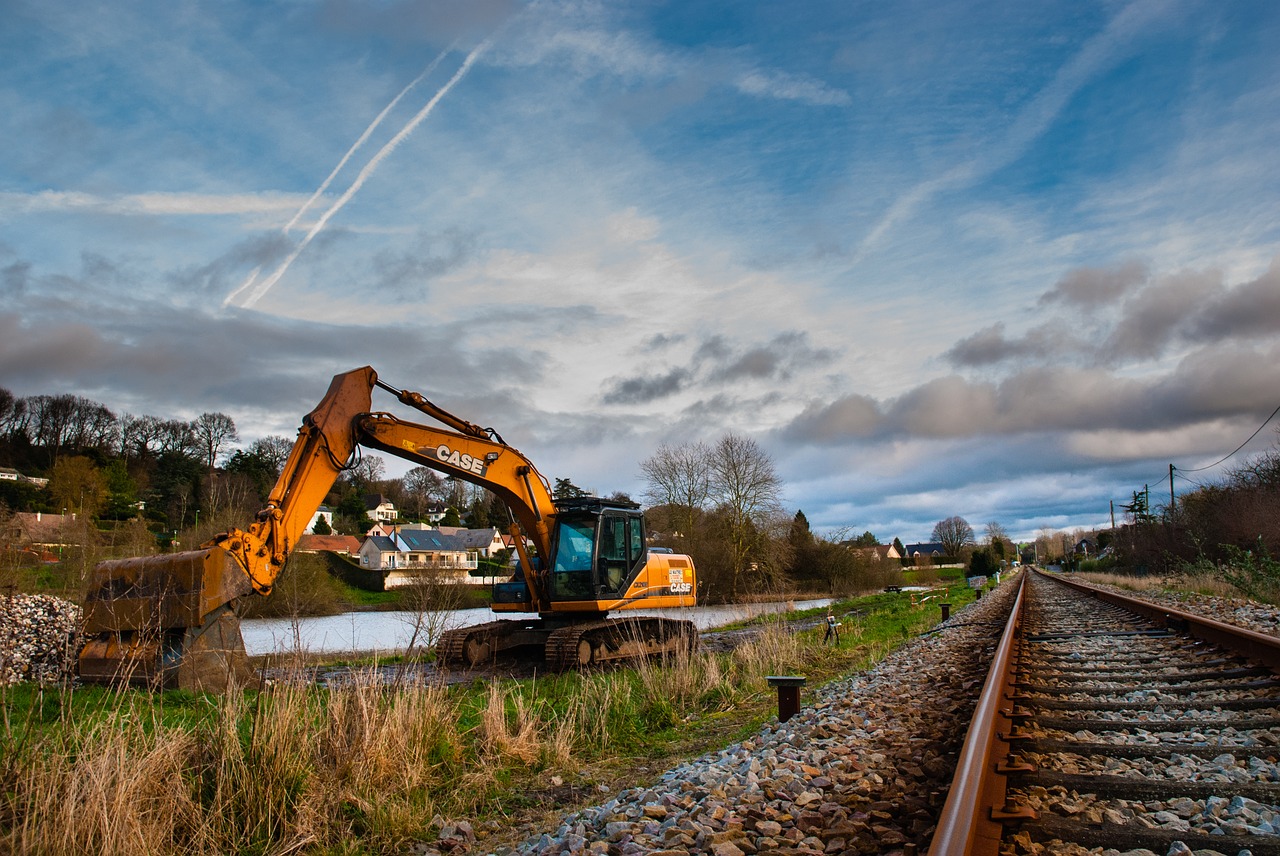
[492,582,1020,856]
[0,593,80,685]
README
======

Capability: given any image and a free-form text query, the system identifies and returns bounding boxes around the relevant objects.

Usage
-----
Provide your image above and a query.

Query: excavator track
[435,618,555,668]
[545,616,698,670]
[435,616,698,669]
[435,620,514,668]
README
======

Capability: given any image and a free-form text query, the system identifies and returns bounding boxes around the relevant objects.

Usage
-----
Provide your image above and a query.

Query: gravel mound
[0,593,81,685]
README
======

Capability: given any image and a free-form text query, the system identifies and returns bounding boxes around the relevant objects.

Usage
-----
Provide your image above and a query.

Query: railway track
[932,570,1280,856]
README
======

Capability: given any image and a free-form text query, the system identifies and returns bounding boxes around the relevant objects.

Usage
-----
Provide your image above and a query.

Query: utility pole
[1110,500,1115,529]
[1169,464,1175,512]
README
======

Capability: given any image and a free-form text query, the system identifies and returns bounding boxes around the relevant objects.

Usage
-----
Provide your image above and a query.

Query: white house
[358,529,481,587]
[306,505,334,534]
[364,494,398,523]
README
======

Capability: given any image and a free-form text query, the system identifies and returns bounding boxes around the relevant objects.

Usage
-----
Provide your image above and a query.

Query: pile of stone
[498,583,1019,856]
[0,593,81,685]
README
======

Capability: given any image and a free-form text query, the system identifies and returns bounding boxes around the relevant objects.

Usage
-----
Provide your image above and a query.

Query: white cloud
[0,190,303,218]
[735,69,851,107]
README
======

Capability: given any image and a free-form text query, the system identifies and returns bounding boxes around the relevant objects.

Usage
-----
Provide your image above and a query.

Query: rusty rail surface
[928,571,1027,856]
[929,569,1280,856]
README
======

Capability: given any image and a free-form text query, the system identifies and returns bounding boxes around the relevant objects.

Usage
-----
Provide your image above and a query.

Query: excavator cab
[547,498,647,604]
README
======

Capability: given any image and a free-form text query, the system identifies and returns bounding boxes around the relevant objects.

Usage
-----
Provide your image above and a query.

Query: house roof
[447,527,501,549]
[296,534,361,554]
[364,535,402,552]
[903,542,947,556]
[6,512,78,545]
[359,527,498,554]
[364,493,395,510]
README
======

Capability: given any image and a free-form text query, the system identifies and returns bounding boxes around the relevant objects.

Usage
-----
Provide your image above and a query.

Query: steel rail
[1043,571,1280,671]
[930,568,1280,855]
[928,571,1027,856]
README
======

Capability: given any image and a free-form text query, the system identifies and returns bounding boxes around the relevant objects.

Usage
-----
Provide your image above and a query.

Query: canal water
[241,598,833,657]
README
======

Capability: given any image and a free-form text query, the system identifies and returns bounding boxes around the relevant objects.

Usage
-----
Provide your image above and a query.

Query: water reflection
[241,598,833,657]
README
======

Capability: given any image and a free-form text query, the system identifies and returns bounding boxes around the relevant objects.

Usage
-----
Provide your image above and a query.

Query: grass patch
[0,584,977,854]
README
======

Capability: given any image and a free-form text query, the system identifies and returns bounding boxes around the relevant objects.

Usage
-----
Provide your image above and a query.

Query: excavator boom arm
[355,411,557,611]
[236,367,376,593]
[79,367,563,690]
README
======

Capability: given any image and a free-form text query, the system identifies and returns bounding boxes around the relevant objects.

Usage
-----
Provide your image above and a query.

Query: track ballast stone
[0,593,81,685]
[498,581,1019,856]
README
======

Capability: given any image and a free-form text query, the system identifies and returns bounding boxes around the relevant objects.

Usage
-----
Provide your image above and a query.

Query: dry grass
[1,671,469,855]
[0,593,955,855]
[1074,570,1241,599]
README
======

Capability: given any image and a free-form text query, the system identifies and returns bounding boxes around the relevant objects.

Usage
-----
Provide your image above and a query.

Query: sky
[2,0,1280,544]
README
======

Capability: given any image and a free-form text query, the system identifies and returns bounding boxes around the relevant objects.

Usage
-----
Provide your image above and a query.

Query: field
[0,585,979,855]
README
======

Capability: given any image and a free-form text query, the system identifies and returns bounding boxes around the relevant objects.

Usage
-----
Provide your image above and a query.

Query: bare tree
[709,433,783,599]
[985,521,1009,545]
[346,454,386,494]
[26,394,79,461]
[0,390,28,440]
[931,516,975,559]
[640,440,712,548]
[985,520,1011,560]
[119,413,168,460]
[158,418,198,456]
[249,435,294,476]
[192,412,239,469]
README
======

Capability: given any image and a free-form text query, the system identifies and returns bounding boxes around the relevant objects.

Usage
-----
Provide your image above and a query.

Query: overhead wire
[1116,399,1280,513]
[1179,401,1280,473]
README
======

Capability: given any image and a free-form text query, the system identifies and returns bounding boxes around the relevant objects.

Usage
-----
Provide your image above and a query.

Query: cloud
[601,368,691,405]
[1038,260,1148,308]
[602,332,837,407]
[785,336,1280,449]
[1100,268,1216,361]
[781,393,883,443]
[0,190,303,218]
[946,322,1052,367]
[851,0,1180,263]
[948,259,1280,370]
[372,227,478,295]
[735,69,851,107]
[1191,259,1280,343]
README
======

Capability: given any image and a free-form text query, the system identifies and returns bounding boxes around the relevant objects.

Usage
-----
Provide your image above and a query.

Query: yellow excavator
[78,367,698,692]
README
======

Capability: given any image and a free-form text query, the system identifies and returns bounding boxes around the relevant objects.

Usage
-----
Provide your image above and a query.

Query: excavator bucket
[79,547,257,692]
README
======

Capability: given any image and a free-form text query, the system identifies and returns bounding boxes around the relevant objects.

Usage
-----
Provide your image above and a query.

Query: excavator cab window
[598,511,646,597]
[551,518,596,599]
[598,514,628,595]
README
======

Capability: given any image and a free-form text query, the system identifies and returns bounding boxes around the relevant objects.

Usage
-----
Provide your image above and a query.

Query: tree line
[1,383,919,599]
[0,385,492,544]
[638,436,899,601]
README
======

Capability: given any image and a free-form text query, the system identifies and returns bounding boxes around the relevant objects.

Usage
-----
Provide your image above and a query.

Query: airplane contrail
[283,46,454,234]
[227,39,491,309]
[848,0,1173,267]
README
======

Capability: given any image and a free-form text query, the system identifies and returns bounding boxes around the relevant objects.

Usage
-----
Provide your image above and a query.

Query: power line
[1179,401,1280,473]
[1111,401,1279,518]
